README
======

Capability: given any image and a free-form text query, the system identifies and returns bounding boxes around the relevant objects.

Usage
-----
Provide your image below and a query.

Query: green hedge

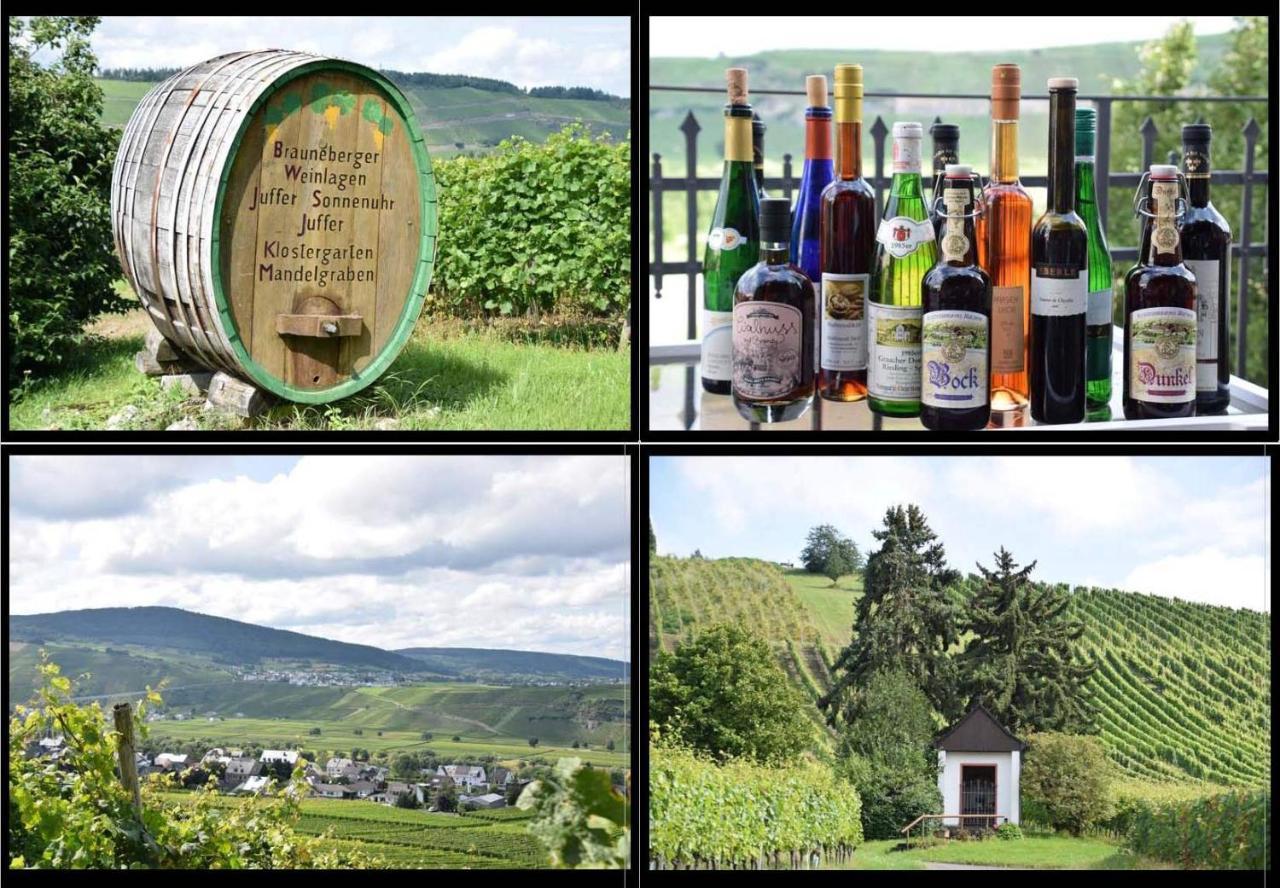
[1121,788,1269,869]
[649,745,862,868]
[428,124,630,322]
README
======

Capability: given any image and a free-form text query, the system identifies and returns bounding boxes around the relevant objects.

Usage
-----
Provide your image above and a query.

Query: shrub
[1124,789,1269,870]
[996,822,1023,841]
[7,16,130,393]
[953,827,972,841]
[429,123,630,322]
[1020,731,1114,834]
[518,757,629,869]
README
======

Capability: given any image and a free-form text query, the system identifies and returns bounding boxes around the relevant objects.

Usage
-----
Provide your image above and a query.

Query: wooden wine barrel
[111,50,436,402]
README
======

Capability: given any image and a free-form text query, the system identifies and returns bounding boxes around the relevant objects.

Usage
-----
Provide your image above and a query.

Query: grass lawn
[9,296,630,431]
[842,837,1176,870]
[784,570,863,650]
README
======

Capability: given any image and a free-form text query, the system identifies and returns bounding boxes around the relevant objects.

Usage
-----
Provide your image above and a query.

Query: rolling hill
[396,648,629,683]
[649,555,1270,789]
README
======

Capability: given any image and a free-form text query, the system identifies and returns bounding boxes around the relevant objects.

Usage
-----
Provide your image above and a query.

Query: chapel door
[960,765,997,830]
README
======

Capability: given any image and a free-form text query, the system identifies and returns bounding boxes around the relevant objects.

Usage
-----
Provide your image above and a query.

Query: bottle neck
[835,120,862,180]
[1047,91,1076,212]
[723,109,752,164]
[1075,155,1098,206]
[932,143,958,176]
[990,120,1019,183]
[939,181,978,266]
[805,109,833,162]
[1147,179,1183,266]
[761,240,790,263]
[1184,145,1211,207]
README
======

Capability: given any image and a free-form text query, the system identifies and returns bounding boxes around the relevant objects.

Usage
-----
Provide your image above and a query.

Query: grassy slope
[9,306,630,431]
[7,642,232,702]
[96,79,630,159]
[783,570,863,652]
[844,837,1175,870]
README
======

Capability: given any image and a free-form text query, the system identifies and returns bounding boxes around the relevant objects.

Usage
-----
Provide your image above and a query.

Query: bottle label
[1182,147,1210,179]
[1087,288,1113,326]
[892,137,921,173]
[1128,306,1196,404]
[940,187,970,261]
[1031,271,1086,317]
[701,310,733,381]
[876,216,935,259]
[1151,180,1180,256]
[724,116,752,163]
[990,285,1025,374]
[867,300,922,401]
[922,310,988,409]
[1185,258,1219,391]
[708,227,745,252]
[820,273,869,371]
[732,301,804,399]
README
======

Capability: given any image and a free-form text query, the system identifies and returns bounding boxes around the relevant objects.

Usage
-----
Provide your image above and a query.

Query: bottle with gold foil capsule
[1123,165,1196,420]
[975,63,1032,427]
[732,197,816,423]
[701,68,761,394]
[922,164,992,431]
[817,63,876,402]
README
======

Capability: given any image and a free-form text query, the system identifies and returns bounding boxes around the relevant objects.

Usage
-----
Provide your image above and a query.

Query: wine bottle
[817,63,876,402]
[1029,77,1088,425]
[928,123,959,245]
[790,75,834,285]
[1179,123,1232,415]
[1075,107,1113,418]
[869,121,936,417]
[921,164,992,431]
[733,197,816,423]
[701,68,761,395]
[1123,165,1197,420]
[753,112,769,200]
[976,64,1032,427]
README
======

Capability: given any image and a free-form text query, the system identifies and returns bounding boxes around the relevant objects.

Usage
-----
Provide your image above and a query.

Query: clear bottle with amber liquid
[1123,165,1196,420]
[732,197,816,422]
[975,63,1032,427]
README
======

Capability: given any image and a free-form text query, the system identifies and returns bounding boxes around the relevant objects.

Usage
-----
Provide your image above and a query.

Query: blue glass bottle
[790,74,834,283]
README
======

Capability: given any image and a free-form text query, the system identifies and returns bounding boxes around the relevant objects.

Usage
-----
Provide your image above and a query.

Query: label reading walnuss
[733,302,804,399]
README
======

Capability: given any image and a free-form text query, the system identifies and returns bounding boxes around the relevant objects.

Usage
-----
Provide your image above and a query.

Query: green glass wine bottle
[1075,107,1113,420]
[869,121,936,416]
[701,67,762,394]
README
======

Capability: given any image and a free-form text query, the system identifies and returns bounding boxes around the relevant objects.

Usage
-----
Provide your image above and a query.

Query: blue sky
[76,17,630,97]
[650,456,1269,613]
[9,455,631,662]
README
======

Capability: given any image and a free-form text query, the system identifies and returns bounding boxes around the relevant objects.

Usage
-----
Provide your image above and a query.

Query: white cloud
[1122,548,1269,612]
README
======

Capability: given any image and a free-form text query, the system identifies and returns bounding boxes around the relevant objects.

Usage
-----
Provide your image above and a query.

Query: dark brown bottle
[1029,77,1088,424]
[927,123,959,245]
[1123,165,1197,420]
[733,197,816,422]
[1178,124,1232,414]
[921,165,992,431]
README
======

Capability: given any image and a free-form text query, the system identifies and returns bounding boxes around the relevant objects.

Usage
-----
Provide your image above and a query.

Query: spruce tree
[960,547,1097,734]
[821,504,961,723]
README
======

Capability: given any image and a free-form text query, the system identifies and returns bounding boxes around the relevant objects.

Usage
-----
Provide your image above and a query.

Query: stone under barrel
[111,50,437,403]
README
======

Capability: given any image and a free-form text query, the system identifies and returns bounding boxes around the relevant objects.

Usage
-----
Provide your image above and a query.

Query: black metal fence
[649,87,1270,378]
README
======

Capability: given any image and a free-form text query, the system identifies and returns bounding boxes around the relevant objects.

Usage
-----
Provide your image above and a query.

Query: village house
[259,749,300,766]
[154,753,189,771]
[201,748,233,767]
[437,765,486,789]
[348,780,380,799]
[326,757,354,779]
[311,782,353,800]
[490,767,515,788]
[222,756,262,790]
[459,792,506,809]
[383,781,425,805]
[232,775,271,795]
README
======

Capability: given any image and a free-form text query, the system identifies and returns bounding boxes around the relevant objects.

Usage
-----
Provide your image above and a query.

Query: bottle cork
[726,67,748,105]
[805,74,827,108]
[991,63,1020,120]
[833,64,862,123]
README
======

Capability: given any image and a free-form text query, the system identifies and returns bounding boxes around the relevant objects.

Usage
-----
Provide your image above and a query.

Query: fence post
[871,116,889,211]
[1236,117,1259,378]
[113,702,143,819]
[782,152,793,203]
[652,153,664,299]
[1140,116,1158,172]
[1094,98,1112,227]
[681,111,702,342]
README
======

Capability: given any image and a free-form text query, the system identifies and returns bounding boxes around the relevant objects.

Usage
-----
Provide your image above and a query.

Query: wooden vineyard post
[113,702,143,818]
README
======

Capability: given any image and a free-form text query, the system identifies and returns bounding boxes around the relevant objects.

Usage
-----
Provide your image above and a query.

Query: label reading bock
[876,217,935,259]
[1128,306,1195,403]
[820,273,869,371]
[701,310,733,381]
[922,310,989,409]
[867,300,922,401]
[1184,258,1220,391]
[732,302,804,399]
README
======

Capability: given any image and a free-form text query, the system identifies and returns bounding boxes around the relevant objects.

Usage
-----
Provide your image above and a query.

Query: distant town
[226,665,623,688]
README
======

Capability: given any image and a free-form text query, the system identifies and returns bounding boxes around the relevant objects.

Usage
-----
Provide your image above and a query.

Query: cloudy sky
[650,15,1236,56]
[83,16,631,97]
[9,455,631,662]
[651,456,1269,613]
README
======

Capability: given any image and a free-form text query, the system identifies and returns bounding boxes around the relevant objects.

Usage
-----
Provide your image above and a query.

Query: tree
[1020,732,1114,834]
[529,737,540,748]
[690,549,704,560]
[648,518,657,555]
[505,781,523,806]
[7,16,130,392]
[649,623,815,765]
[435,784,458,813]
[571,741,579,749]
[420,732,433,741]
[452,735,462,743]
[394,791,420,810]
[958,548,1097,734]
[352,728,363,736]
[822,505,961,724]
[391,753,417,780]
[308,727,321,736]
[606,739,615,751]
[800,524,862,580]
[836,669,942,839]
